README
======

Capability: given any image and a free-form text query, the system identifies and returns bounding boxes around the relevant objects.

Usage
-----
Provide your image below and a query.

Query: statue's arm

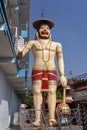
[17,41,34,60]
[56,43,64,76]
[56,43,67,87]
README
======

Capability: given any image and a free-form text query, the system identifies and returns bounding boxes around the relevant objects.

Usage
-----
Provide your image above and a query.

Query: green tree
[56,90,62,99]
[24,94,33,108]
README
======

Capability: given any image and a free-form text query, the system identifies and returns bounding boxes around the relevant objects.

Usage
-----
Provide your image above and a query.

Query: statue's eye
[46,26,50,30]
[40,25,50,30]
[41,26,44,29]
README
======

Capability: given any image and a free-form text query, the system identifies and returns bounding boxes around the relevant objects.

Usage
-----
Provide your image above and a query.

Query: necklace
[38,39,52,64]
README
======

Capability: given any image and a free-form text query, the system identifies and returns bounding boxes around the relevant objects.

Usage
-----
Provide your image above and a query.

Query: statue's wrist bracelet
[60,73,64,76]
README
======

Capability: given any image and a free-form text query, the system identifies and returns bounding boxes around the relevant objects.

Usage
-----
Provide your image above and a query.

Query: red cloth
[42,69,49,89]
[32,70,58,90]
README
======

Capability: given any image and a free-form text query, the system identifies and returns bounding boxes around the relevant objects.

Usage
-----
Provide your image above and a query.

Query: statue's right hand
[17,37,25,52]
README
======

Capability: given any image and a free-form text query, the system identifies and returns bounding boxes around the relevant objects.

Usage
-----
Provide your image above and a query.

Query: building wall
[0,67,20,130]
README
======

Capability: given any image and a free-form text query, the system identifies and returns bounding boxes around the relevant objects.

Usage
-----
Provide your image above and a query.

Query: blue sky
[28,0,87,78]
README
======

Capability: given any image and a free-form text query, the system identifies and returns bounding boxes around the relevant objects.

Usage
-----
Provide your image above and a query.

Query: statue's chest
[32,41,56,52]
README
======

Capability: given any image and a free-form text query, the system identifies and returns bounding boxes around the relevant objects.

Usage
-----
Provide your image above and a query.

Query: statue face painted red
[39,24,50,39]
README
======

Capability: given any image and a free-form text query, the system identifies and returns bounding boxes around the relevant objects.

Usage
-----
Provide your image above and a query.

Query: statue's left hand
[60,76,67,88]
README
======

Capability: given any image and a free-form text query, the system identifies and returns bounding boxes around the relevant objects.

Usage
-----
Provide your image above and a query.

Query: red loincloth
[32,69,58,90]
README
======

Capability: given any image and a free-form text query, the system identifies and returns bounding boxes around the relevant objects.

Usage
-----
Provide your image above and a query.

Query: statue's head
[33,19,54,39]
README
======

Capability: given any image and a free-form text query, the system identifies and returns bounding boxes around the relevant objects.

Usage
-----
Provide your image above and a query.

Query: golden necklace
[38,39,52,64]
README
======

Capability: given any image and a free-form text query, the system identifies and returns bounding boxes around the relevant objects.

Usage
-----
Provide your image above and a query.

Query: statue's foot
[32,119,40,127]
[49,119,58,127]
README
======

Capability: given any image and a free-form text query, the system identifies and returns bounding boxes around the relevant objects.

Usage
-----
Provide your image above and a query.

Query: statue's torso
[31,40,57,69]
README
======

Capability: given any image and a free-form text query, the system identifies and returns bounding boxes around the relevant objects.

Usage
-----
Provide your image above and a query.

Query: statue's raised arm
[17,38,34,59]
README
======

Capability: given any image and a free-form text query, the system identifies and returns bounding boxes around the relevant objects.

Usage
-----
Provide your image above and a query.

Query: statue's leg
[32,83,42,127]
[47,84,58,126]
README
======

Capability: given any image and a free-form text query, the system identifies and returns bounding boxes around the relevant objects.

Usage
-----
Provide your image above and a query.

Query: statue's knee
[49,88,56,95]
[33,88,41,95]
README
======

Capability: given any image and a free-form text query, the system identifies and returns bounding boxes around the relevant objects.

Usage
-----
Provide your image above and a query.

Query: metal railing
[19,105,82,130]
[19,108,49,130]
[56,104,82,130]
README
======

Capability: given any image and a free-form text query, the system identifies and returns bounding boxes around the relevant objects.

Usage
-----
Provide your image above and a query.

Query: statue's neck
[39,36,49,39]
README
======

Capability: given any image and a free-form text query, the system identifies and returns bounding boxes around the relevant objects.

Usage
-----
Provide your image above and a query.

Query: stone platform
[6,124,83,130]
[60,125,83,130]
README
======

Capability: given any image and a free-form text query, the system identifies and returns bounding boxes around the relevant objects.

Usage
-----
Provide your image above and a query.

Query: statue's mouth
[41,30,49,35]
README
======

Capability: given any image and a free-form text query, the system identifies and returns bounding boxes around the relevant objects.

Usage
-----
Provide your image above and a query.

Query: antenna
[41,8,44,17]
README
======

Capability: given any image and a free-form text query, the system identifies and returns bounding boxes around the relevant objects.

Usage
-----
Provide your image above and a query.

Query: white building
[0,1,30,130]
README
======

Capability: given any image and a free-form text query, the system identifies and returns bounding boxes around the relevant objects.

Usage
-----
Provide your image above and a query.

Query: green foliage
[24,94,33,106]
[24,90,62,107]
[56,90,62,99]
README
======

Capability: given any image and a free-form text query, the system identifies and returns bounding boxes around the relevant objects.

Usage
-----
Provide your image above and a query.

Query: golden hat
[33,18,54,30]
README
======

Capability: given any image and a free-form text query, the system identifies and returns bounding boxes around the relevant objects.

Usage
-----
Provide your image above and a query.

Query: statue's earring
[49,34,52,40]
[35,32,39,40]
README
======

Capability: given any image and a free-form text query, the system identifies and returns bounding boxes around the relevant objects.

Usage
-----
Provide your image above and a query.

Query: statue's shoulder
[28,40,36,44]
[52,41,62,47]
[27,40,38,46]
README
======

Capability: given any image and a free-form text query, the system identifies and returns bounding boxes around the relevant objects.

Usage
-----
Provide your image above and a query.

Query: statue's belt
[32,69,58,89]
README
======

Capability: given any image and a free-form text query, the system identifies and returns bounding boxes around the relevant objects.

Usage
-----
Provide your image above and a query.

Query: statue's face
[39,24,50,39]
